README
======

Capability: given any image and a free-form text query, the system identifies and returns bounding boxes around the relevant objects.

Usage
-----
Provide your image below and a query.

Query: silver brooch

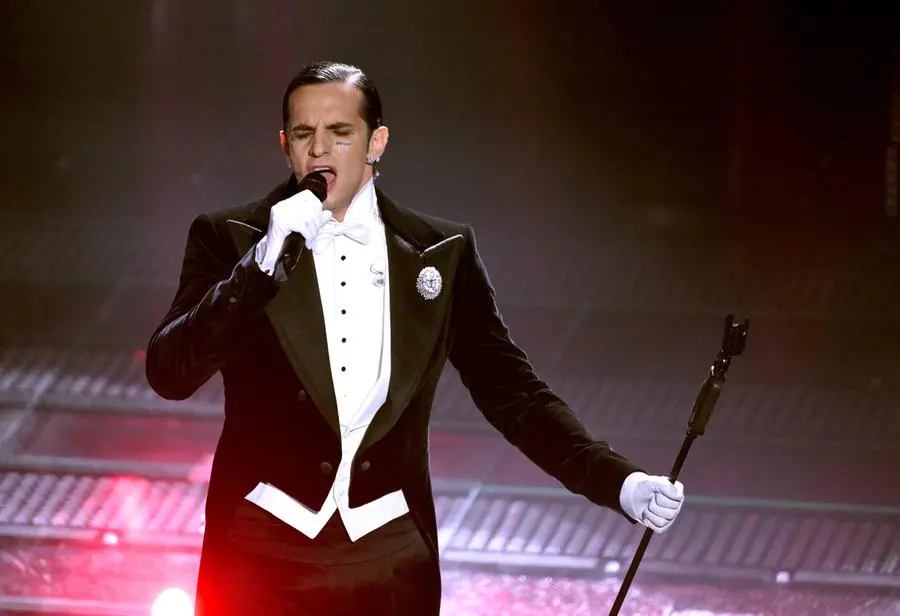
[416,266,442,301]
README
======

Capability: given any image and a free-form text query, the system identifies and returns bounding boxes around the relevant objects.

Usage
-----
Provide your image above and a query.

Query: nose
[309,128,329,158]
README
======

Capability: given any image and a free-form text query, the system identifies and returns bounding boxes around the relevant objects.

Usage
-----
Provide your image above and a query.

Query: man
[146,60,684,616]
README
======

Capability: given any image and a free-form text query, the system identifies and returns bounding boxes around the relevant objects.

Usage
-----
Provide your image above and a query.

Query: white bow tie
[310,221,372,254]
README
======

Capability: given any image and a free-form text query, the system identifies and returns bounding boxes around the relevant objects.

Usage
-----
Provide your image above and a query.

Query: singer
[146,60,685,616]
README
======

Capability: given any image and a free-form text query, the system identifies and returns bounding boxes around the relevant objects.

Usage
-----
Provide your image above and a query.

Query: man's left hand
[619,472,684,533]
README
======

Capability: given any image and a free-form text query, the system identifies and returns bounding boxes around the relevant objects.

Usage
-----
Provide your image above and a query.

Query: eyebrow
[290,122,356,133]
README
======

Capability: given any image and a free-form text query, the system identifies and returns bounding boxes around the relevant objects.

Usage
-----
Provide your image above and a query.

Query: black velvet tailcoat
[146,175,642,614]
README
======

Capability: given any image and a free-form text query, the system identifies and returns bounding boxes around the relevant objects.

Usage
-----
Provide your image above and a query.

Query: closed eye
[289,123,356,140]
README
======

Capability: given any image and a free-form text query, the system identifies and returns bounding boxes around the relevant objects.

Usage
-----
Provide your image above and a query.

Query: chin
[324,196,350,216]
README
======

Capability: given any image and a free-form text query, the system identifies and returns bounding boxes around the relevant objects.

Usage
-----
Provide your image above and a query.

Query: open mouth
[309,166,336,186]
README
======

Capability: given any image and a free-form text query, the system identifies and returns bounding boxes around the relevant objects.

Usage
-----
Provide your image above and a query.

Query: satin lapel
[361,228,464,449]
[225,219,260,261]
[225,219,340,436]
[264,247,340,435]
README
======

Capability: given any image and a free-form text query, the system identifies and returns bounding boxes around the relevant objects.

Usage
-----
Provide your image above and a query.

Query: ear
[279,130,291,163]
[367,126,389,161]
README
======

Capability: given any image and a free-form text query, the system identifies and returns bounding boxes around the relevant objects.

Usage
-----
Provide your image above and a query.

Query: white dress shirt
[248,179,410,542]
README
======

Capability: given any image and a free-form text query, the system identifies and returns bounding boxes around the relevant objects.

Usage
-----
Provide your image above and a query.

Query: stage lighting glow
[151,588,193,616]
[101,531,119,546]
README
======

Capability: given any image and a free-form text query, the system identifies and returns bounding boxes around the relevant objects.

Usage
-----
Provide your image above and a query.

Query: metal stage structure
[0,345,898,614]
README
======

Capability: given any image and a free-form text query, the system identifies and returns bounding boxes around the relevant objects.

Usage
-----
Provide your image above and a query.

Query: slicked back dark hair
[281,61,383,135]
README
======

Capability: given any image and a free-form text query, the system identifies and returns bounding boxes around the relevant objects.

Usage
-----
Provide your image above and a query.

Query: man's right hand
[256,189,332,274]
[268,188,333,247]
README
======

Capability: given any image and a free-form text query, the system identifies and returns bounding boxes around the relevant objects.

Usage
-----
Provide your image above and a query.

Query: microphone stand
[608,314,749,616]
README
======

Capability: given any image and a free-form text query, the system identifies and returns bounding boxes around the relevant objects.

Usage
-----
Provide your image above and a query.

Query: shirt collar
[335,179,379,228]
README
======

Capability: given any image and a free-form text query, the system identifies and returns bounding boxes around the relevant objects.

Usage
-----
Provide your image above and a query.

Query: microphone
[296,169,328,202]
[281,170,328,269]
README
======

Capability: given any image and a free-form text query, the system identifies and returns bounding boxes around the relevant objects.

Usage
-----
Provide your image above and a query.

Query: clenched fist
[619,472,685,533]
[256,188,332,275]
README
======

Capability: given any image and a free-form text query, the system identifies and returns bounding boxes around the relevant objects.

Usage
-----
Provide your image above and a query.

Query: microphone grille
[299,171,328,202]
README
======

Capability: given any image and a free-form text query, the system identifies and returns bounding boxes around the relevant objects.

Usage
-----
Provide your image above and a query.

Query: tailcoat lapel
[360,190,465,449]
[225,177,341,436]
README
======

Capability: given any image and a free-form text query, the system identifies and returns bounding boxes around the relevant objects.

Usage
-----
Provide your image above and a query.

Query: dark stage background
[1,1,899,344]
[0,1,899,614]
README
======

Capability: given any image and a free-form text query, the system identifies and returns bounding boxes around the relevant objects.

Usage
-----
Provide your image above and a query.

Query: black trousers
[200,499,437,616]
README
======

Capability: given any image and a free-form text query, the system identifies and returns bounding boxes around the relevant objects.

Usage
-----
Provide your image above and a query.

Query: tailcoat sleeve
[146,213,279,401]
[448,226,643,519]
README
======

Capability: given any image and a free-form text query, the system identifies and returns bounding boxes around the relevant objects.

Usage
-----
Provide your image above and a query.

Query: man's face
[280,82,388,221]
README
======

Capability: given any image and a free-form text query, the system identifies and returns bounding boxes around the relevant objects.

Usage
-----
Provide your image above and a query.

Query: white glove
[619,471,684,533]
[255,189,332,274]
